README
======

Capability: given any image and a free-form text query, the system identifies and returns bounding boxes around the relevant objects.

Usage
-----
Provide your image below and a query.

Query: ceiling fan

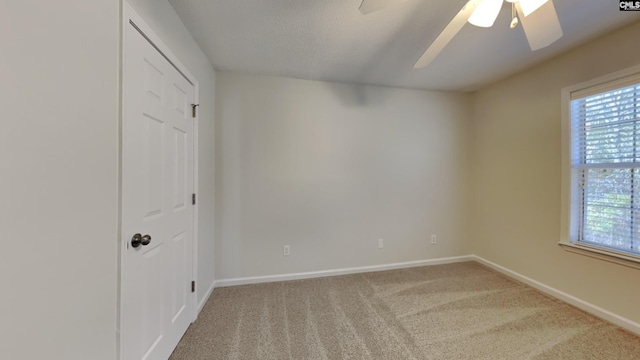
[359,0,563,68]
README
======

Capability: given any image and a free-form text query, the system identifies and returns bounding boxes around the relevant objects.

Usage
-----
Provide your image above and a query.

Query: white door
[122,20,195,360]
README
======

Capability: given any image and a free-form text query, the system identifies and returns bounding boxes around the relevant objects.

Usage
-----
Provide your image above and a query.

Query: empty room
[2,1,640,359]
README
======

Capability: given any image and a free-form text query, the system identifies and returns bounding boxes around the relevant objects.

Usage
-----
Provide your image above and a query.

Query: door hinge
[192,193,196,205]
[191,281,195,293]
[191,104,199,118]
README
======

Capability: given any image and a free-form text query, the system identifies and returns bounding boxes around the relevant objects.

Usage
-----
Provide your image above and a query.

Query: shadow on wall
[314,2,446,107]
[322,82,392,107]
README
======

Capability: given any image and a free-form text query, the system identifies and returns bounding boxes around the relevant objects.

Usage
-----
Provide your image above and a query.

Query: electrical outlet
[378,239,384,249]
[283,245,290,256]
[431,234,437,245]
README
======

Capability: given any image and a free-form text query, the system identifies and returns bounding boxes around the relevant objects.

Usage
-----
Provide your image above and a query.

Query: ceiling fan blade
[516,0,562,51]
[359,0,411,15]
[414,0,480,69]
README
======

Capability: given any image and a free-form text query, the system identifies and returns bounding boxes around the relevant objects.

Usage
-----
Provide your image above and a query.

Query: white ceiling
[168,0,639,91]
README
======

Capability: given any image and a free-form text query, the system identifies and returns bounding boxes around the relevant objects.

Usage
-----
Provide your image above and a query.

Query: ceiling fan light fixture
[519,0,549,16]
[468,0,504,28]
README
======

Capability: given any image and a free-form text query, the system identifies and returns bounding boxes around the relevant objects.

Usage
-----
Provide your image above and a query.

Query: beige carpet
[169,262,640,359]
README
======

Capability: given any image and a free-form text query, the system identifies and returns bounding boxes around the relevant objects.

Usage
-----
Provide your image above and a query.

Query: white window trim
[560,63,640,267]
[558,242,640,270]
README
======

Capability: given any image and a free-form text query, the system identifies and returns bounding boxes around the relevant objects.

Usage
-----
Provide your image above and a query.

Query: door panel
[173,128,187,210]
[144,115,164,218]
[171,231,187,322]
[123,20,195,360]
[140,244,165,359]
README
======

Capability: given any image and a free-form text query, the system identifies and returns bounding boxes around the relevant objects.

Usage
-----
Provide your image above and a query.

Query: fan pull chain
[510,2,519,29]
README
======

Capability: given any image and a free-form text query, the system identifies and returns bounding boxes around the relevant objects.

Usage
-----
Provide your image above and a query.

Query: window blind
[570,79,640,255]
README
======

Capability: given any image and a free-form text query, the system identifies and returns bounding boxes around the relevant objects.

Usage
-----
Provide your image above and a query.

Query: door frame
[118,3,200,359]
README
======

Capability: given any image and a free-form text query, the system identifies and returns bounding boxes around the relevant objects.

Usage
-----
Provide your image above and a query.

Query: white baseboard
[195,279,216,318]
[208,254,640,336]
[213,255,474,288]
[471,255,640,336]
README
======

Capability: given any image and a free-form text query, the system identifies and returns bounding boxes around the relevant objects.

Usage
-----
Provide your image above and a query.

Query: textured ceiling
[169,0,639,91]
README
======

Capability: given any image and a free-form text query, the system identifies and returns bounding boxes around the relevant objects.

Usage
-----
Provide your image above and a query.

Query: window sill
[559,242,640,270]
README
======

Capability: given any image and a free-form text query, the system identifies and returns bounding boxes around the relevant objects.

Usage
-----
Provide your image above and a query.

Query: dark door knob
[131,233,142,248]
[141,234,152,246]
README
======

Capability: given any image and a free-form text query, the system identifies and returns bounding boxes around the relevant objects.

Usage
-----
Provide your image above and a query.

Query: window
[568,71,640,258]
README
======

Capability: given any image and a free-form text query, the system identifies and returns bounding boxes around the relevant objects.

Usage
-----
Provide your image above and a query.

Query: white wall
[126,0,217,306]
[215,73,471,279]
[470,21,640,324]
[2,1,634,357]
[0,1,216,358]
[0,1,119,359]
